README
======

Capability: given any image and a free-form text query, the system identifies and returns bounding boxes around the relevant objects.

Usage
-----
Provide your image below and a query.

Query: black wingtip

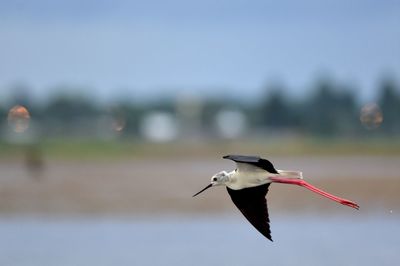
[262,231,273,241]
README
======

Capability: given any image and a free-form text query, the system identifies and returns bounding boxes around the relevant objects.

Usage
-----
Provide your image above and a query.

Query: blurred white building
[140,112,178,142]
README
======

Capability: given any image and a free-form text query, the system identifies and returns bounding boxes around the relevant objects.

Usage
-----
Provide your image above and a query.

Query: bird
[193,155,359,241]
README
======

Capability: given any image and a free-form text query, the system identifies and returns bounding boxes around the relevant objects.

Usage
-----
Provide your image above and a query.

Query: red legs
[270,177,360,210]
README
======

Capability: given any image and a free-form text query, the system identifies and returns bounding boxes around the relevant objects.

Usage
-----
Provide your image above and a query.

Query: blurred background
[1,0,399,265]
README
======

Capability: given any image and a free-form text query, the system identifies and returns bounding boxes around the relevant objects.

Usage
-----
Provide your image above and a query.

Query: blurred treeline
[1,77,399,141]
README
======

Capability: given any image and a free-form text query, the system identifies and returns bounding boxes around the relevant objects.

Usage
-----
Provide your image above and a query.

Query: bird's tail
[277,170,303,179]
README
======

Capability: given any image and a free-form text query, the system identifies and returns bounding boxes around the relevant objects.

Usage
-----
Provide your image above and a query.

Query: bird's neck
[226,170,236,183]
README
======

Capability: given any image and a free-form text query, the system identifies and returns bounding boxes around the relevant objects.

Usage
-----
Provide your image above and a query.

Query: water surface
[1,215,398,266]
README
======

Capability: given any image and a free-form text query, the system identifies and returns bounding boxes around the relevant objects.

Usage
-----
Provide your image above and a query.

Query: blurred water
[0,215,398,266]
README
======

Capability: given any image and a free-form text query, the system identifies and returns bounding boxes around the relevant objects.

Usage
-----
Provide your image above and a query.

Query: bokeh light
[112,116,126,132]
[7,105,31,133]
[360,103,383,130]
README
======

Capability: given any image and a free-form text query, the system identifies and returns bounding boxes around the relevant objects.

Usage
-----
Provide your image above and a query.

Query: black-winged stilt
[193,155,359,241]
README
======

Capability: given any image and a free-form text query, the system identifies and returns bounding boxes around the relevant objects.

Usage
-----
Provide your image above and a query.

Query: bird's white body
[217,163,303,190]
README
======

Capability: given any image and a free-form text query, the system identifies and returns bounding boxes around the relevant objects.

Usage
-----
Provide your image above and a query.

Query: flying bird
[193,155,359,241]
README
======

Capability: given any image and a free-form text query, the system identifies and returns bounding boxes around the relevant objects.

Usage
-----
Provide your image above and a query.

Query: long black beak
[192,183,213,197]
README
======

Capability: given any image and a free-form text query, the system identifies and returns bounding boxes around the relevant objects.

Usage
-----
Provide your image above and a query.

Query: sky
[0,0,399,102]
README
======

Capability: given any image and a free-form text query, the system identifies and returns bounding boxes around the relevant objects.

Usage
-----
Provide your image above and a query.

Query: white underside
[226,169,303,190]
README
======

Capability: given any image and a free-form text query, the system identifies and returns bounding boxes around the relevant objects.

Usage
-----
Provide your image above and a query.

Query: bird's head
[210,171,230,185]
[192,171,230,197]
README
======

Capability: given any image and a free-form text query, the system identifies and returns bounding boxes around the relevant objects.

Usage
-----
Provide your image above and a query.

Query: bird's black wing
[226,184,272,241]
[223,155,278,174]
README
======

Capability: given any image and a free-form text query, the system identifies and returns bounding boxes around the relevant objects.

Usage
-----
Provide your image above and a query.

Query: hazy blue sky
[0,0,399,102]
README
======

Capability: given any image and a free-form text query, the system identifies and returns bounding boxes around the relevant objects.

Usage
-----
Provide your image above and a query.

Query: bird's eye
[213,177,218,182]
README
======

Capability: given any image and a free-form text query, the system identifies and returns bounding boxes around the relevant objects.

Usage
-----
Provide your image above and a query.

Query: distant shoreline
[2,137,400,160]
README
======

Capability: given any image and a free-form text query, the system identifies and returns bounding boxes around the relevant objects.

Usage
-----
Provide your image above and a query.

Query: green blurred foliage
[378,78,400,135]
[301,79,359,136]
[1,76,399,139]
